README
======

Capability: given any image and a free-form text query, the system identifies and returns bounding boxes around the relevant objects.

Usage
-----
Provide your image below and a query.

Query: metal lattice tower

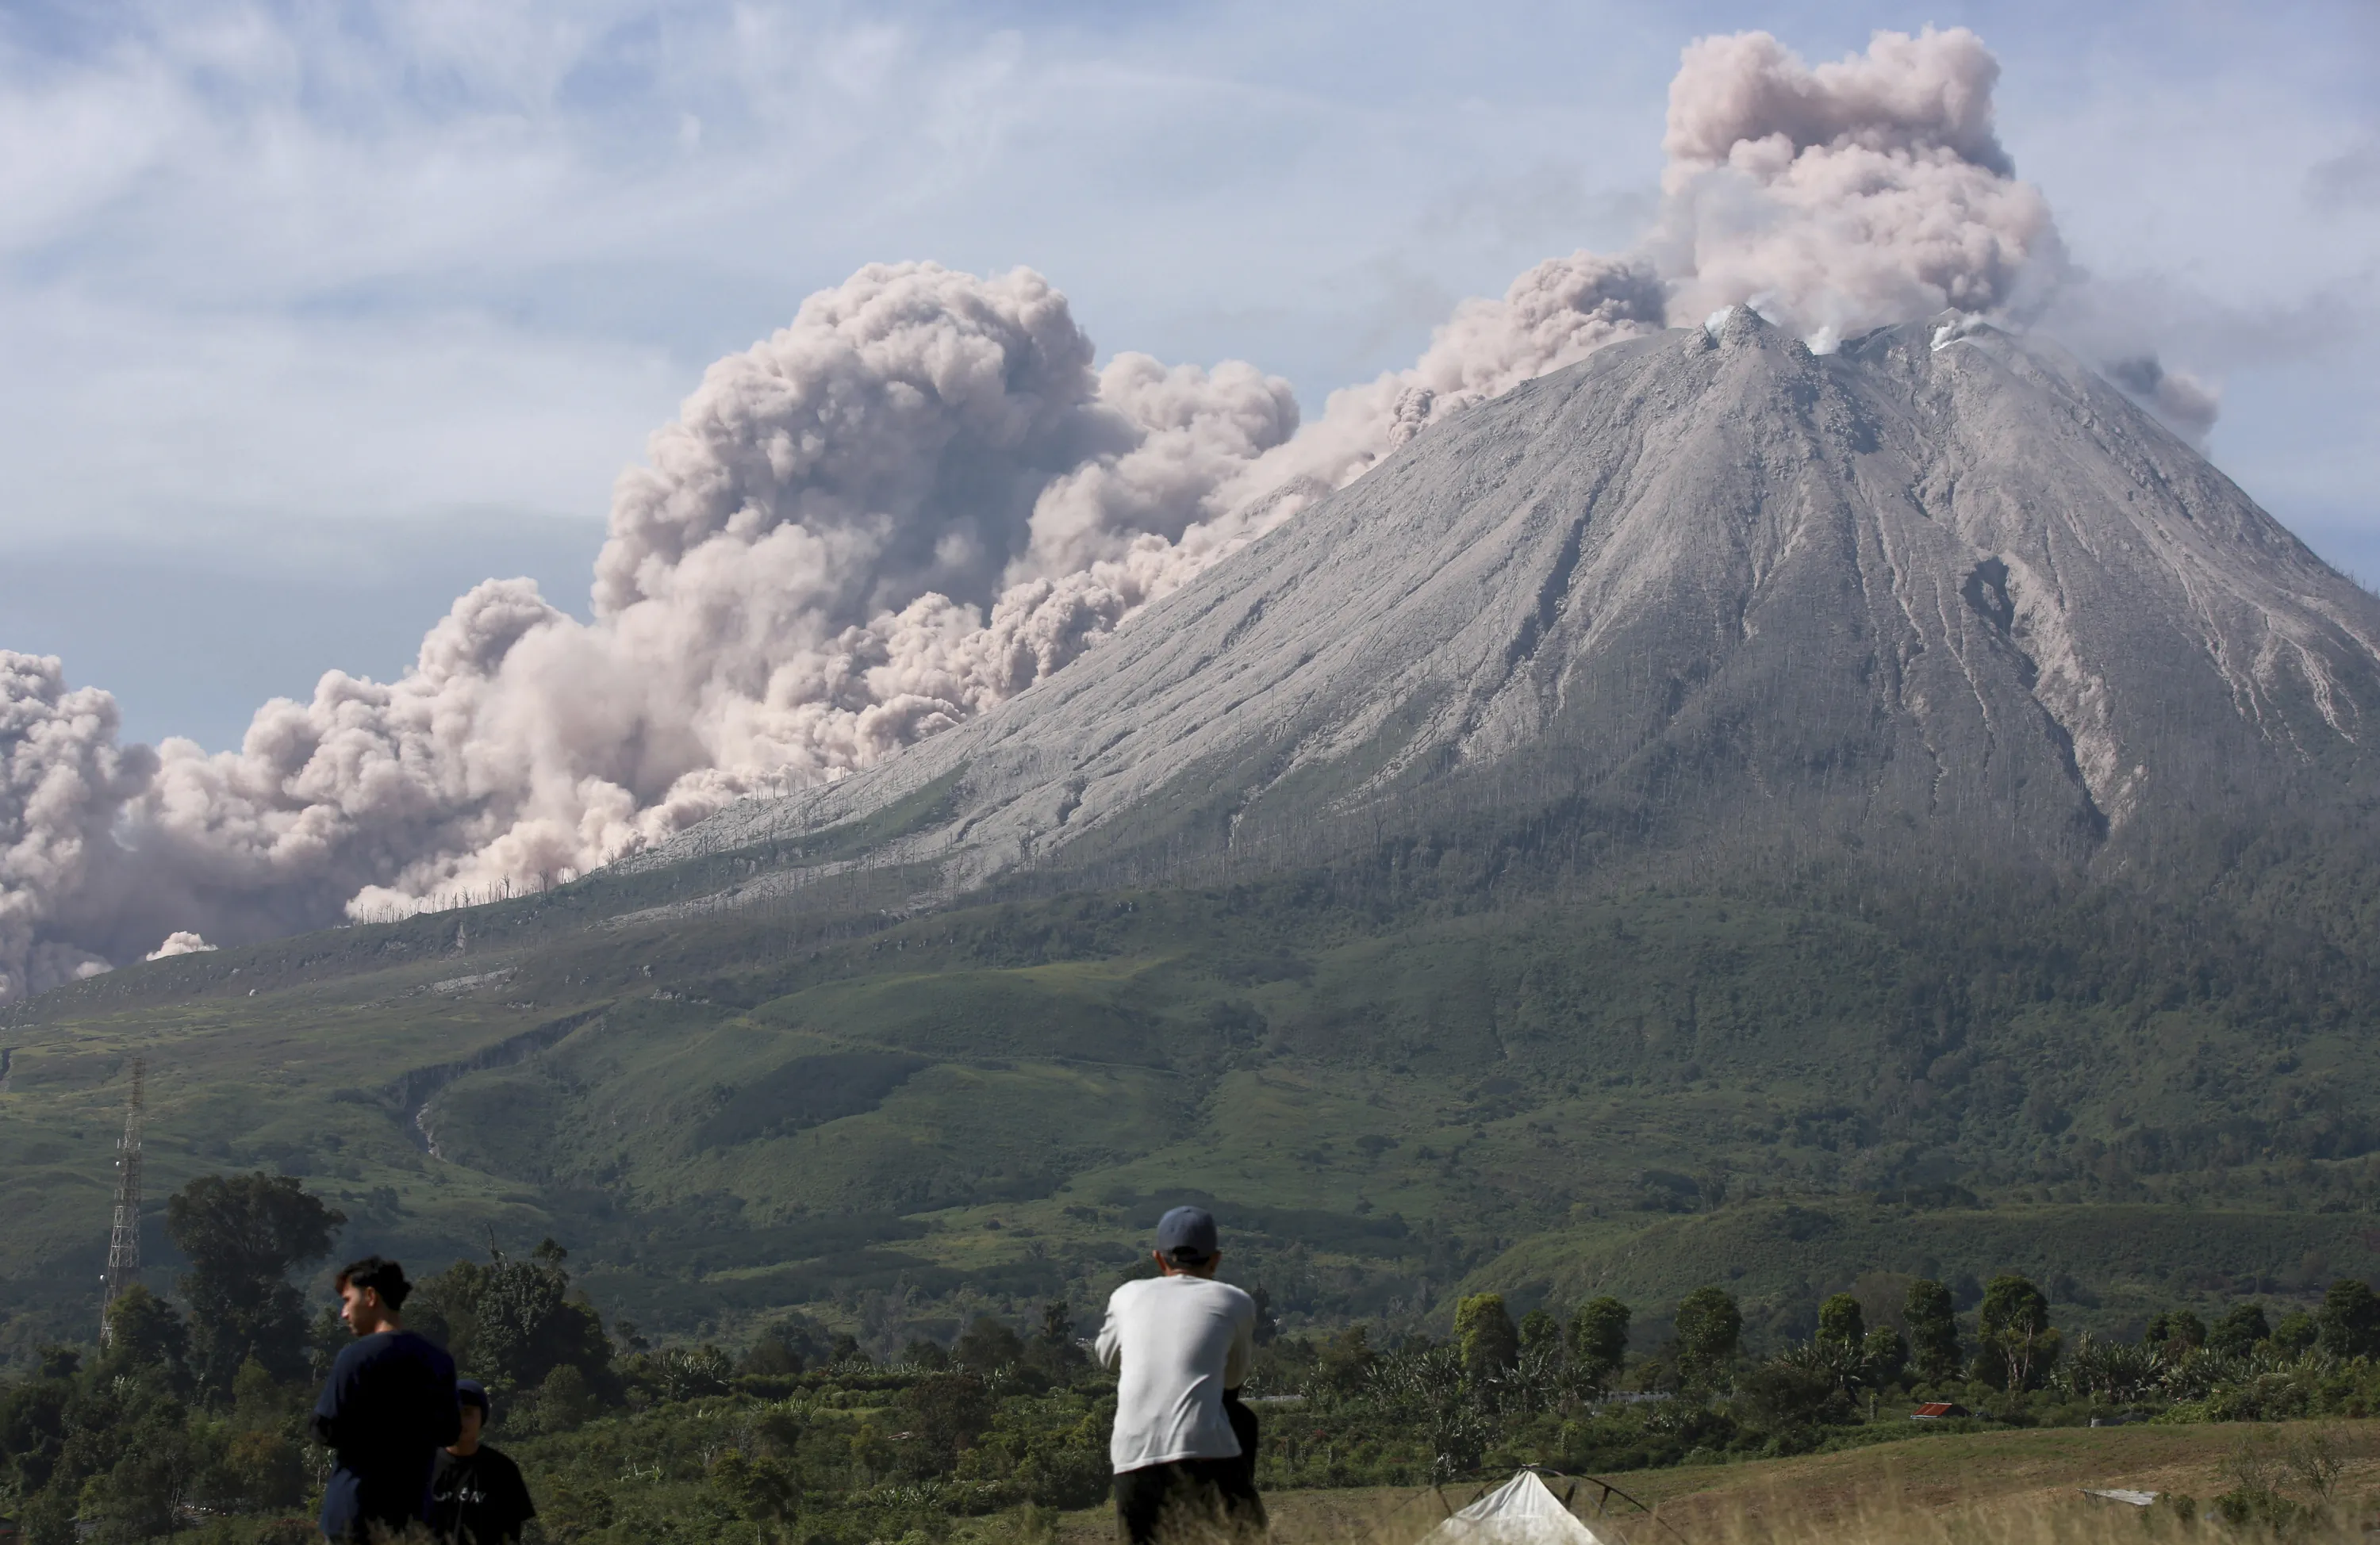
[99,1056,147,1344]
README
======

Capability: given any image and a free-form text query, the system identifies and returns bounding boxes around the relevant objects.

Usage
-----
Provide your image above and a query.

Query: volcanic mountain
[17,309,2380,1353]
[651,309,2380,899]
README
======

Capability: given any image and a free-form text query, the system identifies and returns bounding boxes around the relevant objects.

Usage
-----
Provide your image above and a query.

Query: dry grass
[1048,1423,2380,1545]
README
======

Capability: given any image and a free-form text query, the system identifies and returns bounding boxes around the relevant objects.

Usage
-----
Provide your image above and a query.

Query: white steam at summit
[0,27,2215,999]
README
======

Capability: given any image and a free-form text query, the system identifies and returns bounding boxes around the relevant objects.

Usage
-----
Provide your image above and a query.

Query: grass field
[1042,1422,2380,1545]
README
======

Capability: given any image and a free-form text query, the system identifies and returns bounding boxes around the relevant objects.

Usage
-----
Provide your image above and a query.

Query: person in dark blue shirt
[311,1256,459,1542]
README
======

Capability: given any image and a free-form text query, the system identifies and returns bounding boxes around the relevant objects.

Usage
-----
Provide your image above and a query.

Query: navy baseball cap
[1156,1206,1219,1263]
[457,1378,489,1415]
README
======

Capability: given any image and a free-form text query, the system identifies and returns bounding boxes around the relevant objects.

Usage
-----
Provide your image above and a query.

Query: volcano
[644,309,2380,902]
[17,308,2380,1357]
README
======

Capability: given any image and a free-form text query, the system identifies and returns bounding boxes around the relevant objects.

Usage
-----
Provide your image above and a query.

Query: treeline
[1243,1270,2380,1489]
[19,1177,2380,1543]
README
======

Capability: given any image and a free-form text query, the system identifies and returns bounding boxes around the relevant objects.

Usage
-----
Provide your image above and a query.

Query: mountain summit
[651,310,2380,899]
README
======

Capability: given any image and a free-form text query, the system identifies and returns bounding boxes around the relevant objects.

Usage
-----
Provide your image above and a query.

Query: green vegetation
[10,843,2380,1363]
[166,1175,344,1393]
[21,1169,2380,1545]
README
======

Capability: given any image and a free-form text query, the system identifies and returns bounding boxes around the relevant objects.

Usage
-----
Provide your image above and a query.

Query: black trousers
[1113,1458,1266,1543]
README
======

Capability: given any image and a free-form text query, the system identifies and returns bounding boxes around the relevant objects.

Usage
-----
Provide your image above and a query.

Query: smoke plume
[0,653,154,1001]
[2106,356,2222,443]
[0,28,2209,998]
[1653,26,2062,352]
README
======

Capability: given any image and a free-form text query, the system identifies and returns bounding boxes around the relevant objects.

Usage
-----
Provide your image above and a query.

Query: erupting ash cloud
[0,27,2214,999]
[1653,27,2060,351]
[1,654,155,996]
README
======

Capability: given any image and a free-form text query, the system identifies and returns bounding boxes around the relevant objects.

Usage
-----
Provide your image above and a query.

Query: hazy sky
[5,0,2375,749]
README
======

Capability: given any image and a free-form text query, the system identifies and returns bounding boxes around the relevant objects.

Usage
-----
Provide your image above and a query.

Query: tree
[17,1489,75,1545]
[1674,1287,1741,1388]
[1028,1298,1087,1374]
[475,1258,574,1386]
[221,1424,309,1511]
[954,1316,1026,1374]
[1904,1279,1962,1383]
[1738,1357,1849,1431]
[164,1174,345,1394]
[0,1366,75,1493]
[2273,1309,2320,1357]
[1568,1298,1631,1386]
[1817,1294,1865,1350]
[740,1333,807,1377]
[229,1357,294,1430]
[711,1447,797,1523]
[1316,1325,1376,1396]
[537,1364,601,1432]
[100,1286,188,1390]
[2144,1309,2206,1351]
[2209,1302,2271,1358]
[2317,1279,2380,1360]
[1977,1275,2059,1390]
[1861,1326,1909,1387]
[53,1371,199,1545]
[1518,1309,1560,1353]
[409,1244,613,1397]
[79,1440,192,1545]
[1453,1294,1519,1379]
[902,1371,994,1470]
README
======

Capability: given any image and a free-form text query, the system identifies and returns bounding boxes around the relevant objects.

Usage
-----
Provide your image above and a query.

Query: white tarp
[1426,1472,1618,1545]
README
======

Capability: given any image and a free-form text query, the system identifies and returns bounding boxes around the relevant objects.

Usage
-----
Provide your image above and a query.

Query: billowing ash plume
[1653,26,2062,352]
[0,28,2217,998]
[0,654,154,1001]
[121,264,1307,937]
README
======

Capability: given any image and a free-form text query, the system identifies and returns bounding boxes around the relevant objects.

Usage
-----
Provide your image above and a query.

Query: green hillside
[8,833,2380,1365]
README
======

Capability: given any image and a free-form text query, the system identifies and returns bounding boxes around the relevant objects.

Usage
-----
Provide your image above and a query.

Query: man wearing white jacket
[1096,1206,1265,1542]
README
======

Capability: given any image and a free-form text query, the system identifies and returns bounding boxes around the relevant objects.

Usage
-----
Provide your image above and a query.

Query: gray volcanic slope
[647,309,2380,896]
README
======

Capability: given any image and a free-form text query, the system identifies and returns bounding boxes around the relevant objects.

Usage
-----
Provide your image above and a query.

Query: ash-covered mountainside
[646,309,2380,895]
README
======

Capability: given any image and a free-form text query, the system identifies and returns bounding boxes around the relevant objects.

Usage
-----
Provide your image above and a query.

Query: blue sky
[3,0,2374,747]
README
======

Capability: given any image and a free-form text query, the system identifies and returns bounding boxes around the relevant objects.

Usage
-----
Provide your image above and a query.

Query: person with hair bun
[311,1256,460,1542]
